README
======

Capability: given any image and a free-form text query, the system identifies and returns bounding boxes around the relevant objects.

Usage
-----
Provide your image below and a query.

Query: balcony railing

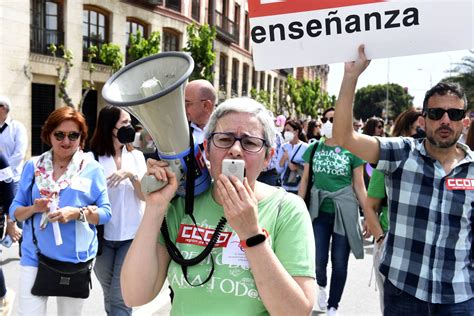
[215,11,239,44]
[30,25,64,55]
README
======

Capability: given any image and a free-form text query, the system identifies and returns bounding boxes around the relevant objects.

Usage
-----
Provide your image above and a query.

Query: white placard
[248,0,474,70]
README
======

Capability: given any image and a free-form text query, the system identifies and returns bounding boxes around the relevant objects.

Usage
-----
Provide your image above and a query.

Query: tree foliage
[354,83,413,121]
[127,31,161,62]
[286,75,335,118]
[99,43,123,73]
[184,23,216,82]
[250,88,275,113]
[49,43,122,112]
[444,50,474,110]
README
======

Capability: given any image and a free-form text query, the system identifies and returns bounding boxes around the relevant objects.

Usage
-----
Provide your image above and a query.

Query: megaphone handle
[140,160,184,195]
[141,175,167,194]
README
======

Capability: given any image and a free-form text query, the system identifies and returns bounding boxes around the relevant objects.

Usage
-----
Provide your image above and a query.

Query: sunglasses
[376,125,384,129]
[53,131,81,141]
[423,108,466,121]
[321,117,334,123]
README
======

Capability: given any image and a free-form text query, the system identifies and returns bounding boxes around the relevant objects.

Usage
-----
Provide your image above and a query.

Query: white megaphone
[102,52,211,196]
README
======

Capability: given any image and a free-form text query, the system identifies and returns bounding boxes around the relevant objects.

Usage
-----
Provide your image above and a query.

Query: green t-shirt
[302,141,364,213]
[160,187,315,315]
[366,169,389,232]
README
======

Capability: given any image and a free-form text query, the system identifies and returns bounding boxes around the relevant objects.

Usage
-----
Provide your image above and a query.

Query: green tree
[128,31,161,62]
[49,43,122,112]
[444,50,474,110]
[99,43,123,72]
[184,23,216,82]
[354,83,414,121]
[250,88,275,113]
[286,75,334,118]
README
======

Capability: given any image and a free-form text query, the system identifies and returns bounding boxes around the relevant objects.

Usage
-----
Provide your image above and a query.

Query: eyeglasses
[423,108,466,121]
[53,131,81,141]
[211,132,267,153]
[321,117,334,123]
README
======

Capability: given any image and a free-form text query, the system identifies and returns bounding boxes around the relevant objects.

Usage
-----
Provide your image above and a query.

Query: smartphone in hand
[222,159,245,182]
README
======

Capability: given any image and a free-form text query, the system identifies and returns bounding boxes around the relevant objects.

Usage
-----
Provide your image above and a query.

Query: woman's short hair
[363,117,384,136]
[90,105,133,156]
[204,97,276,155]
[391,108,422,137]
[41,106,88,148]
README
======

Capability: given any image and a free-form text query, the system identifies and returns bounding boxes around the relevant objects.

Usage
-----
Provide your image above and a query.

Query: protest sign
[248,0,474,70]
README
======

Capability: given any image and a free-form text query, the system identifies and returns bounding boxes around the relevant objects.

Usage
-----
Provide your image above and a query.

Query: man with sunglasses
[0,96,27,194]
[333,45,473,315]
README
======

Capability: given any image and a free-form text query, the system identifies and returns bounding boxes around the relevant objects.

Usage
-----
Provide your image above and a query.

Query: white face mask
[75,221,95,261]
[321,121,333,139]
[283,131,294,142]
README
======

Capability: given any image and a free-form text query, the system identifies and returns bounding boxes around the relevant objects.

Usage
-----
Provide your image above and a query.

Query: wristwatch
[239,229,269,248]
[130,174,139,182]
[78,207,86,222]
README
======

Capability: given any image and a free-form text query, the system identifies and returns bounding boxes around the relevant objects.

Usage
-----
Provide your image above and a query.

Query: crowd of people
[1,46,473,316]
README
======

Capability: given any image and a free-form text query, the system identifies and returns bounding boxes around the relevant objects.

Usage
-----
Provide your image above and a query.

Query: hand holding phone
[222,159,245,182]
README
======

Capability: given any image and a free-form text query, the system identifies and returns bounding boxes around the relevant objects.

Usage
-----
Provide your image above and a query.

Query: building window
[252,68,257,89]
[165,0,181,12]
[191,0,200,21]
[242,64,249,96]
[231,58,239,96]
[126,18,147,64]
[260,72,265,91]
[30,0,64,55]
[83,6,109,63]
[244,12,250,51]
[162,29,180,52]
[31,83,55,156]
[267,75,271,92]
[219,54,228,92]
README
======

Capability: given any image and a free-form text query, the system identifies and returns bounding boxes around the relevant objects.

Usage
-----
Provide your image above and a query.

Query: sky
[326,49,472,108]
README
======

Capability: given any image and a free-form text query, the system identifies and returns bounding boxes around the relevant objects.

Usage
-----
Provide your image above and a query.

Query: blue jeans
[384,280,474,316]
[313,212,351,310]
[94,239,133,316]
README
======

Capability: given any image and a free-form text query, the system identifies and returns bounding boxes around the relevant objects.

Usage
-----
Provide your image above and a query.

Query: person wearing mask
[121,97,315,315]
[334,45,473,315]
[0,96,28,194]
[298,107,367,315]
[89,106,146,316]
[9,107,111,316]
[277,120,308,194]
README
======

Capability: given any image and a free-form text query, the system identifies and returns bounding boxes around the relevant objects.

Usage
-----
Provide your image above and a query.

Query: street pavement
[2,239,381,315]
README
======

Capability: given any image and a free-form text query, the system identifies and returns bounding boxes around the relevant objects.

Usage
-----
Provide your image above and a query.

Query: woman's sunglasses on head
[53,131,81,141]
[423,108,466,121]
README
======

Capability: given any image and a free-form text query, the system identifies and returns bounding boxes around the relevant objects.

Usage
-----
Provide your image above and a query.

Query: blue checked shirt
[376,137,473,304]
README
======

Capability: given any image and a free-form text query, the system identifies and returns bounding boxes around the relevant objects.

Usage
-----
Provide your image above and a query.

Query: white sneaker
[318,286,328,310]
[0,288,15,316]
[327,307,337,316]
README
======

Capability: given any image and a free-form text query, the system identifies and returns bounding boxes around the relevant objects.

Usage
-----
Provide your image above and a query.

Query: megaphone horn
[102,52,211,196]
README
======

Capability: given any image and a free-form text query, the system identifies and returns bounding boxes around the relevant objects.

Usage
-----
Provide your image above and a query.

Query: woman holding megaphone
[122,97,315,315]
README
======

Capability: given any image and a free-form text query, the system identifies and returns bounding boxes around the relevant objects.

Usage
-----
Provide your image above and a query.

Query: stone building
[0,0,328,157]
